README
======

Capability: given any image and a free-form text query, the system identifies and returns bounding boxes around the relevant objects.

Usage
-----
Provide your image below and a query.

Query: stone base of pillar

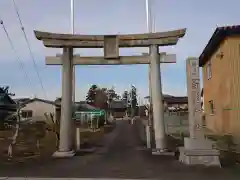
[152,148,175,156]
[155,137,167,150]
[52,150,75,158]
[151,137,174,155]
[178,138,221,167]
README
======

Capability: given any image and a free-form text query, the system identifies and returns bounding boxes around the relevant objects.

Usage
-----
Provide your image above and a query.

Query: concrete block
[152,149,175,156]
[184,137,213,149]
[179,138,221,167]
[179,147,221,167]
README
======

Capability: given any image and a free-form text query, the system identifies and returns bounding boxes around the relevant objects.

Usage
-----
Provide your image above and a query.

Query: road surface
[0,120,239,179]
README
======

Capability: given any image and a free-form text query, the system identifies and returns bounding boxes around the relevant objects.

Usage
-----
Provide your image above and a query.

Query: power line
[0,15,33,92]
[11,0,47,99]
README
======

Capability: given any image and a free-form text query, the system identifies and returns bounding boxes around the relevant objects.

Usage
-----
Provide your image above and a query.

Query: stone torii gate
[34,29,186,157]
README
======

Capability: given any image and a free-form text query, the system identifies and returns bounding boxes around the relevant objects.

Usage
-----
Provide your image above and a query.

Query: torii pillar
[55,47,75,157]
[143,52,176,150]
[150,45,167,152]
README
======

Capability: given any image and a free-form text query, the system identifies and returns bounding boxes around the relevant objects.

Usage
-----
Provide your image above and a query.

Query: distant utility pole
[130,84,135,117]
[138,96,141,116]
[125,89,129,117]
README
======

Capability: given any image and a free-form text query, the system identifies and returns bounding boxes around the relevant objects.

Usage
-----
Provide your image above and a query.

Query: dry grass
[0,122,115,165]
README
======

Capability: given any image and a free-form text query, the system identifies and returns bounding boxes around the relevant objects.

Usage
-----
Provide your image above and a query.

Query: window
[21,110,33,118]
[209,100,214,115]
[206,61,212,80]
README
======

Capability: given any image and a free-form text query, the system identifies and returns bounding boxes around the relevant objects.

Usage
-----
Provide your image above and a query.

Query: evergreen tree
[129,85,138,117]
[86,84,98,105]
[122,90,130,116]
[95,88,108,109]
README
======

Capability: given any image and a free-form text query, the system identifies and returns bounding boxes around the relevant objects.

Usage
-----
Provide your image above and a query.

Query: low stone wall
[134,113,189,146]
[134,117,148,144]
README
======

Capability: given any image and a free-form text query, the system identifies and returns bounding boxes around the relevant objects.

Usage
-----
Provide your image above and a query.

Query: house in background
[19,98,58,122]
[199,25,240,136]
[163,96,188,112]
[110,100,127,118]
[144,94,188,112]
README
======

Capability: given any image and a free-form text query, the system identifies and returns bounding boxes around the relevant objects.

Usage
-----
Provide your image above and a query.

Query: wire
[11,0,47,99]
[0,15,33,91]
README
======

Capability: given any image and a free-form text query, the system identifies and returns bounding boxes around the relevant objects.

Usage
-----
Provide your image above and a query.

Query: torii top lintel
[34,28,186,48]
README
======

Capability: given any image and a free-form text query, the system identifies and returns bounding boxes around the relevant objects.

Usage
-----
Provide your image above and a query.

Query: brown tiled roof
[110,100,127,109]
[144,94,174,99]
[144,95,187,104]
[164,96,188,105]
[199,25,240,67]
[21,98,57,106]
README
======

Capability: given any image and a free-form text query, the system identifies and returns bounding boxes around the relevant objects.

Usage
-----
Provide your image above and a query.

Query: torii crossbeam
[45,53,177,65]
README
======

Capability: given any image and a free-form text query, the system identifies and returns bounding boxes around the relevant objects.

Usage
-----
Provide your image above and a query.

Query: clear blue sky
[0,0,239,101]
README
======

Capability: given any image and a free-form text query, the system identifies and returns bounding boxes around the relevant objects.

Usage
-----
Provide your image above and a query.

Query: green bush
[215,135,237,167]
[216,135,236,150]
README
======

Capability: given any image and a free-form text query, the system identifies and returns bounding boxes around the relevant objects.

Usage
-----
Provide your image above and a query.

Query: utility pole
[138,96,141,116]
[71,0,79,151]
[146,0,167,152]
[125,89,129,118]
[130,85,133,117]
[146,0,153,126]
[145,0,153,149]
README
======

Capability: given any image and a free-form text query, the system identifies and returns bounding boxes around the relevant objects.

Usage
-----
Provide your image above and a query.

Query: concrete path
[0,121,239,179]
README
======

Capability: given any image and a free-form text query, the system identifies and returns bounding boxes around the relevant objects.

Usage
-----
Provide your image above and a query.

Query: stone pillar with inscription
[178,57,220,167]
[186,57,203,139]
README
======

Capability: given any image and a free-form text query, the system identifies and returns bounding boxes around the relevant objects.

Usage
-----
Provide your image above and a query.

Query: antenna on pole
[145,0,153,33]
[71,0,75,105]
[71,0,75,34]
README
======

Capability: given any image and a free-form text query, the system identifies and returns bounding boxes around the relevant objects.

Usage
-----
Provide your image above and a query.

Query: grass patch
[205,134,240,167]
[0,122,115,164]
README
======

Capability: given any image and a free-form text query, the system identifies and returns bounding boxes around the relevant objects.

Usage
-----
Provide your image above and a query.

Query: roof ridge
[199,24,240,66]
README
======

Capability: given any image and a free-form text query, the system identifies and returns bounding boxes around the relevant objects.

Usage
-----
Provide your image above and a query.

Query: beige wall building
[199,25,240,136]
[20,98,57,122]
